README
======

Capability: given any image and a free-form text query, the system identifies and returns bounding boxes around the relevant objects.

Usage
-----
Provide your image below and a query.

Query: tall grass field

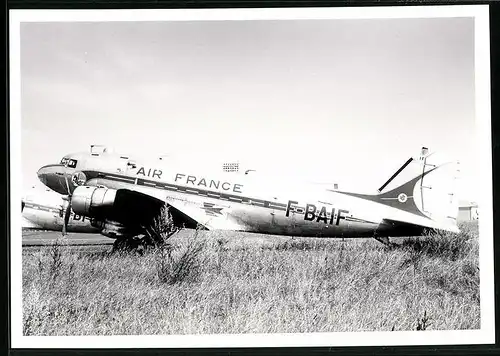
[22,222,479,335]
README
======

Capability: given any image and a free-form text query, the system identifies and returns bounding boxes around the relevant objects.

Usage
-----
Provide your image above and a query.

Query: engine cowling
[71,186,117,217]
[71,185,168,227]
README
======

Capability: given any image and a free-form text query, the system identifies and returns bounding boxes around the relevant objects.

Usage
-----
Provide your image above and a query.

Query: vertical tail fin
[376,148,460,231]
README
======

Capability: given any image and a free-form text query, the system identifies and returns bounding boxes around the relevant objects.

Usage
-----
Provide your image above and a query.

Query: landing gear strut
[110,225,177,253]
[374,236,394,247]
[110,204,180,253]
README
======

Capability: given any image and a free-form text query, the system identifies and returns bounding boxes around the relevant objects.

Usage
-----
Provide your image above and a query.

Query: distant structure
[458,202,479,221]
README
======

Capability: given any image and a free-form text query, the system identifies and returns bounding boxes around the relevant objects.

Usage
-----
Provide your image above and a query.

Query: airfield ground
[22,222,480,335]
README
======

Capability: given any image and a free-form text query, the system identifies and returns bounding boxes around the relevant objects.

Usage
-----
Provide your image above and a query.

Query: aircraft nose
[37,164,72,195]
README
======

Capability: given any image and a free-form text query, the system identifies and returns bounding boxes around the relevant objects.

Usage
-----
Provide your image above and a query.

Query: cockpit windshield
[60,157,78,168]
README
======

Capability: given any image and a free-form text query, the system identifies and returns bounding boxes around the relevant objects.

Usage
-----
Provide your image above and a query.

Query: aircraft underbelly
[231,205,381,238]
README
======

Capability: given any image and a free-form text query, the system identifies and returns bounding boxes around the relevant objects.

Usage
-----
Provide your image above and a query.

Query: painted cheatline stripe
[24,202,60,214]
[83,171,323,214]
[269,203,287,209]
[345,216,378,224]
[105,174,136,183]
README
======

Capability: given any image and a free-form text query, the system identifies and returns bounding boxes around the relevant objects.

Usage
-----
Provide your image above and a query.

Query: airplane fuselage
[36,148,459,240]
[73,163,426,238]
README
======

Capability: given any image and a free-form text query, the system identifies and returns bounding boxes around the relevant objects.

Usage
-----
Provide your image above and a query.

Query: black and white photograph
[9,5,494,348]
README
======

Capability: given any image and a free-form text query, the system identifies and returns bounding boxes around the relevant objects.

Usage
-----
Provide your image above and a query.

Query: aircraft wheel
[111,236,145,254]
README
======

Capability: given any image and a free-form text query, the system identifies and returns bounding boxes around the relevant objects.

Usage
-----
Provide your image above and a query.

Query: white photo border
[9,5,494,349]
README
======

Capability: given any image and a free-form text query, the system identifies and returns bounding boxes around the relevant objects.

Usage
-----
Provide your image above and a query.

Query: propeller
[61,164,73,236]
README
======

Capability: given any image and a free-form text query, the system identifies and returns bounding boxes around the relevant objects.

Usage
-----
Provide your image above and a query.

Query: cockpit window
[60,157,78,168]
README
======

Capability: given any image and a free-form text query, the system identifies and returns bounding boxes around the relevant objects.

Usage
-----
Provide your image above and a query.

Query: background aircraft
[36,145,460,245]
[22,190,101,234]
[22,190,141,239]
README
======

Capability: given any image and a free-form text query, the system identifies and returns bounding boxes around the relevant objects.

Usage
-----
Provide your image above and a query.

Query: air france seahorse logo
[398,193,408,203]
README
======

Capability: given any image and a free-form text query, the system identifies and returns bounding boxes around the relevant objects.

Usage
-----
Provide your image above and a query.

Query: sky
[20,17,478,201]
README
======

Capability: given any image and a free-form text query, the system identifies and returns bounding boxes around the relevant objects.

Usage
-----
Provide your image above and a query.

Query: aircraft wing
[72,178,247,233]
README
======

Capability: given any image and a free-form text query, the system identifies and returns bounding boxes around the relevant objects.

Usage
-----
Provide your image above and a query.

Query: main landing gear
[111,235,149,254]
[374,236,395,247]
[110,223,176,254]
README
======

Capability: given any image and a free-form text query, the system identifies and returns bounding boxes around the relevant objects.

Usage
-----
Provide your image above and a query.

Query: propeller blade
[64,171,71,197]
[61,161,73,236]
[62,199,72,236]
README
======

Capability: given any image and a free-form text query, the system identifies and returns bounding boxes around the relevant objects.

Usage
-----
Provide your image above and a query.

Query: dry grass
[22,222,480,335]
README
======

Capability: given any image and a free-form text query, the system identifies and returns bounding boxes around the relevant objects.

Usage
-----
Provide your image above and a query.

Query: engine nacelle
[71,185,167,226]
[71,186,117,217]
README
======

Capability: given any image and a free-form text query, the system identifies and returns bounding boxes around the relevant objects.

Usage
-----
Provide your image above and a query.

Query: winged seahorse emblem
[201,202,224,217]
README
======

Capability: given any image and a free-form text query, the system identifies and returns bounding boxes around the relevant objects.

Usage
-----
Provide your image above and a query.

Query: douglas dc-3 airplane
[36,145,460,246]
[22,191,100,234]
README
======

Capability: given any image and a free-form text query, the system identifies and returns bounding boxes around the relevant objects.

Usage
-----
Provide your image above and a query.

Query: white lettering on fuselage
[175,173,243,193]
